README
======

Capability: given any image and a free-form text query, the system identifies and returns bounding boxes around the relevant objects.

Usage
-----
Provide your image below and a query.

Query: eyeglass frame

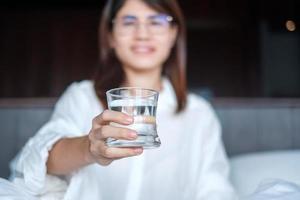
[111,14,175,36]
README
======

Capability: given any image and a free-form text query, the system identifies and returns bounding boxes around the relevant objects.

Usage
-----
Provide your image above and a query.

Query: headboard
[1,97,300,178]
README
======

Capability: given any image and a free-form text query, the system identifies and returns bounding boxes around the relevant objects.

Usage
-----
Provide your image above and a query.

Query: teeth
[132,46,153,53]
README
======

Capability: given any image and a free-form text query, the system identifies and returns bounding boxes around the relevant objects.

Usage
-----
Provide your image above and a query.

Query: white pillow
[229,150,300,198]
[242,179,300,200]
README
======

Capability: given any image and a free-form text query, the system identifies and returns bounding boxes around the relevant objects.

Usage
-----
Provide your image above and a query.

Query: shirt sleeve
[10,82,88,196]
[195,102,238,200]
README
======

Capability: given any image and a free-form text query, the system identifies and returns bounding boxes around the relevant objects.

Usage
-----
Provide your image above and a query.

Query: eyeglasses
[112,14,174,36]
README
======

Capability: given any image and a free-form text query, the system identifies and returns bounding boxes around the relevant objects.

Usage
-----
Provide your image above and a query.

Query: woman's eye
[150,20,164,26]
[151,21,162,26]
[122,21,136,26]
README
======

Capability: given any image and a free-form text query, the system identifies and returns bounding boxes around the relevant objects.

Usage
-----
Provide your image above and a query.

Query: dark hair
[94,0,187,113]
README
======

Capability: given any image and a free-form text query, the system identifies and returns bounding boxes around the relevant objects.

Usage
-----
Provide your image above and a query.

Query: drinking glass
[106,87,161,148]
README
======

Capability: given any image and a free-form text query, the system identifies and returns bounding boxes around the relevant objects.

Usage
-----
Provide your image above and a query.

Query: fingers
[92,110,133,128]
[102,147,143,159]
[88,137,143,165]
[88,110,144,166]
[92,125,138,141]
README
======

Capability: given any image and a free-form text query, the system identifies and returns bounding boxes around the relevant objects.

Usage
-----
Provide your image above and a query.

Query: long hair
[94,0,187,113]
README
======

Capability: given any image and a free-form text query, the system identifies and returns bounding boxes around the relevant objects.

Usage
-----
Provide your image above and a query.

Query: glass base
[106,135,161,149]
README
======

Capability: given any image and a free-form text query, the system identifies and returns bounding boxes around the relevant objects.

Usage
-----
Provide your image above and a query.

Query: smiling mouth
[131,46,155,54]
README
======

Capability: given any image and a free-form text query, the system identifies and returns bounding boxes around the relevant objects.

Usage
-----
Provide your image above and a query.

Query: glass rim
[106,87,159,98]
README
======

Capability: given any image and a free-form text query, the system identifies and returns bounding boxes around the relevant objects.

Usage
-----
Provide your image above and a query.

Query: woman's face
[110,0,178,73]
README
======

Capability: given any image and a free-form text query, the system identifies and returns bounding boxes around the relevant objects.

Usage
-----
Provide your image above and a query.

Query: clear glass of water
[106,87,161,148]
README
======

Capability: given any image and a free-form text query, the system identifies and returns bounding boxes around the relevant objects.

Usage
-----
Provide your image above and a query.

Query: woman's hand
[87,110,143,166]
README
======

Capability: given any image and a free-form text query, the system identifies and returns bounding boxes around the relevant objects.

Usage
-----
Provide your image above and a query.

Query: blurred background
[0,0,299,98]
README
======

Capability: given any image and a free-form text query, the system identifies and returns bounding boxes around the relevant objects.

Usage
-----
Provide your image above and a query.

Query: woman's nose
[134,23,151,40]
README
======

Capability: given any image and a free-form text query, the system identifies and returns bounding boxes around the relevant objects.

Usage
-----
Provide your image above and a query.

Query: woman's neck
[122,68,163,91]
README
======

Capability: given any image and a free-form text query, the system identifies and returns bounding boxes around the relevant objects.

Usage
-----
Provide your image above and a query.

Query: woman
[10,0,237,199]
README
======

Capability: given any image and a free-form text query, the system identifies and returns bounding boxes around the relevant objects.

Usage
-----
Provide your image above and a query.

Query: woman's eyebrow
[120,15,137,20]
[148,14,166,19]
[119,14,166,20]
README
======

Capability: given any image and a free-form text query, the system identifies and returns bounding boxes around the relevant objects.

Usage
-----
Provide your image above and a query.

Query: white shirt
[11,79,237,200]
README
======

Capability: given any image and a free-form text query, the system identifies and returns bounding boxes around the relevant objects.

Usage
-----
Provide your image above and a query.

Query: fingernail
[126,117,133,123]
[134,148,143,154]
[128,132,137,139]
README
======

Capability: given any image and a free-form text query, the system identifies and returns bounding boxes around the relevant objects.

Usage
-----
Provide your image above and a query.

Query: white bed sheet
[229,150,300,198]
